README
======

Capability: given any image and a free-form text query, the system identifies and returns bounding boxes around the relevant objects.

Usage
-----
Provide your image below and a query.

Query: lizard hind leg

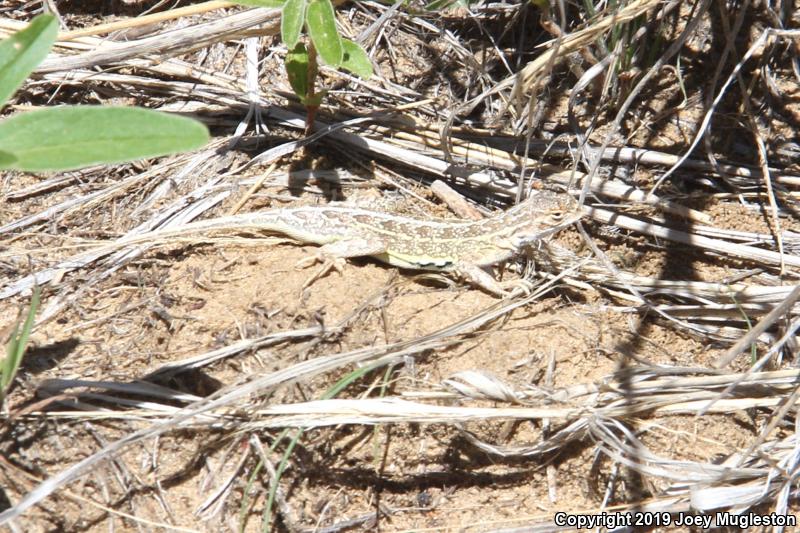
[295,237,388,289]
[455,263,533,298]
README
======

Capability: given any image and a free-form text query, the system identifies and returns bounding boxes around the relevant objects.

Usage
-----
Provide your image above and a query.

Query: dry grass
[1,0,800,530]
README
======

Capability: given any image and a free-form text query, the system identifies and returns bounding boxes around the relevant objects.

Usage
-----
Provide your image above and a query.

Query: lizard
[111,189,582,297]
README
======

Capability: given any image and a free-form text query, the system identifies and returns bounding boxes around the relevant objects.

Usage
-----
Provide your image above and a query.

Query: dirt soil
[4,187,796,531]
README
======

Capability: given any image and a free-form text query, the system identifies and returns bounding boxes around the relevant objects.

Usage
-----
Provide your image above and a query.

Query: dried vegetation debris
[1,0,800,530]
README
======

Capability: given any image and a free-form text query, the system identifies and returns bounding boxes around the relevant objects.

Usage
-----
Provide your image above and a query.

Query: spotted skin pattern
[122,190,582,296]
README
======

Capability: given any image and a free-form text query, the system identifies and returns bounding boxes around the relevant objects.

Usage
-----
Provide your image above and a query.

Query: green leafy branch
[0,15,208,172]
[234,0,373,134]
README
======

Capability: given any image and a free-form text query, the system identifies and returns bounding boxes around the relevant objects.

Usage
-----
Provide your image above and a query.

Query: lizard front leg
[296,237,388,288]
[455,262,533,298]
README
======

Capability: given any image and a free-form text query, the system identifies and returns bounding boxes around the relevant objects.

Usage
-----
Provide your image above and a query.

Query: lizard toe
[299,254,347,289]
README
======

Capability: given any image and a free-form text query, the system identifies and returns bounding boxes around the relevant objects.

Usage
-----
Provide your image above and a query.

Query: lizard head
[509,190,582,247]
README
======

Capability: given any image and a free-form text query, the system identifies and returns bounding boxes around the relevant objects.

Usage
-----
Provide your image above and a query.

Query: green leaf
[425,0,467,10]
[0,106,209,172]
[0,15,57,110]
[281,0,306,48]
[2,322,21,391]
[0,150,17,167]
[1,286,39,394]
[304,92,324,107]
[341,39,372,79]
[306,0,343,67]
[229,0,286,7]
[285,42,309,99]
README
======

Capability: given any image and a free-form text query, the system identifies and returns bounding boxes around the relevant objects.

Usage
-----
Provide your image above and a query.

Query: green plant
[1,287,40,409]
[233,0,372,134]
[578,0,665,103]
[0,15,208,172]
[237,362,379,531]
[425,0,469,12]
